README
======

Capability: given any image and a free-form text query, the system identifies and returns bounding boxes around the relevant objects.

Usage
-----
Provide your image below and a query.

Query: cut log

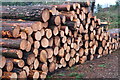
[79,56,87,64]
[2,72,17,80]
[3,59,13,72]
[2,6,50,22]
[25,53,35,65]
[33,48,38,57]
[53,27,59,36]
[65,53,70,61]
[32,31,42,41]
[39,50,48,63]
[70,49,76,58]
[41,38,49,48]
[46,48,53,59]
[9,59,24,68]
[69,58,75,67]
[39,63,48,73]
[20,31,27,39]
[54,36,60,46]
[55,4,71,11]
[45,29,52,39]
[34,41,40,49]
[23,66,30,76]
[33,58,39,70]
[26,41,31,52]
[28,35,34,45]
[79,48,84,57]
[12,68,27,79]
[0,38,27,50]
[0,56,6,68]
[60,58,66,67]
[0,48,23,59]
[58,47,65,57]
[28,70,39,79]
[49,15,61,25]
[54,46,59,56]
[49,62,56,72]
[49,38,53,47]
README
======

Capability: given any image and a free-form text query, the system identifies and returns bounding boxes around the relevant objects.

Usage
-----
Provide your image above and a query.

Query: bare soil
[47,49,120,80]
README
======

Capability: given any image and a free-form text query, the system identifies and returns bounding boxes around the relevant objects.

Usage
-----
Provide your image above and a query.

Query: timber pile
[0,1,120,80]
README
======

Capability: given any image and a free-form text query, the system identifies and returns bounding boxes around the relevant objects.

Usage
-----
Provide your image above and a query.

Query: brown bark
[0,48,23,59]
[2,6,50,22]
[0,38,27,50]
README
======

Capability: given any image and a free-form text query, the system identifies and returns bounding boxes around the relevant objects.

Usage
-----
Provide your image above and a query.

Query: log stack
[1,1,120,80]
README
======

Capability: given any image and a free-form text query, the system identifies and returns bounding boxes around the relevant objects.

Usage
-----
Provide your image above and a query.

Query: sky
[95,0,117,8]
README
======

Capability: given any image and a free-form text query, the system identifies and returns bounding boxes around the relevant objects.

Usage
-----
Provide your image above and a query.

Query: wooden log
[24,53,35,65]
[54,46,59,56]
[34,41,40,49]
[70,49,76,58]
[54,36,60,46]
[28,70,39,79]
[0,56,6,68]
[65,53,70,61]
[49,15,61,26]
[26,41,31,52]
[0,25,19,38]
[0,68,2,78]
[46,48,53,59]
[33,58,39,70]
[69,58,75,67]
[2,6,50,22]
[0,38,27,50]
[41,38,49,48]
[23,66,30,76]
[49,38,53,47]
[58,47,65,57]
[0,48,23,59]
[38,63,48,73]
[79,48,84,57]
[49,62,56,72]
[39,71,47,79]
[55,4,71,11]
[3,59,13,72]
[60,58,67,67]
[79,56,87,64]
[2,21,42,32]
[32,31,42,41]
[28,35,34,45]
[45,29,52,39]
[12,68,27,78]
[9,59,24,68]
[65,21,77,30]
[59,15,66,24]
[2,72,17,80]
[39,50,47,63]
[60,26,69,35]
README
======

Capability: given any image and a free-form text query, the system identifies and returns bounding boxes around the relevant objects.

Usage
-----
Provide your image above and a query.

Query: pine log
[39,63,48,73]
[45,29,52,39]
[0,38,27,50]
[39,50,48,63]
[0,48,23,59]
[49,15,61,26]
[2,6,50,22]
[3,59,13,72]
[23,66,30,76]
[33,58,39,70]
[0,68,2,78]
[28,70,39,79]
[10,59,24,68]
[2,72,17,80]
[55,4,71,11]
[49,62,56,72]
[12,68,27,79]
[41,38,49,48]
[46,48,53,59]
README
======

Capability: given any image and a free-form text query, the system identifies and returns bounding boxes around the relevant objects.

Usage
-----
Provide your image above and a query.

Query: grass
[46,75,53,78]
[57,73,65,76]
[68,72,79,77]
[98,64,106,68]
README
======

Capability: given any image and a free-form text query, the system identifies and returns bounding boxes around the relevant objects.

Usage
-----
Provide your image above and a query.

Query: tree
[97,4,102,12]
[115,0,120,7]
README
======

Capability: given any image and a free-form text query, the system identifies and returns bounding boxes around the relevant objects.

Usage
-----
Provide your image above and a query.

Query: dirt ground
[46,49,120,80]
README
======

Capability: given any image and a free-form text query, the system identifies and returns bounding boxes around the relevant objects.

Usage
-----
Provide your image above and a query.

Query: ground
[46,49,120,80]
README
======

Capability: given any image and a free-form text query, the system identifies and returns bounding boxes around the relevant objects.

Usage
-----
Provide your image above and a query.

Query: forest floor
[46,49,120,80]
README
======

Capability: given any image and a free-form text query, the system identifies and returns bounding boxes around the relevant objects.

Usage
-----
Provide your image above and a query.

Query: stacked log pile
[0,1,120,80]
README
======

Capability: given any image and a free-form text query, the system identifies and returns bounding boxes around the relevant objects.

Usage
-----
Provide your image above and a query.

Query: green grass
[46,75,53,78]
[68,72,79,77]
[98,64,106,68]
[57,73,65,76]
